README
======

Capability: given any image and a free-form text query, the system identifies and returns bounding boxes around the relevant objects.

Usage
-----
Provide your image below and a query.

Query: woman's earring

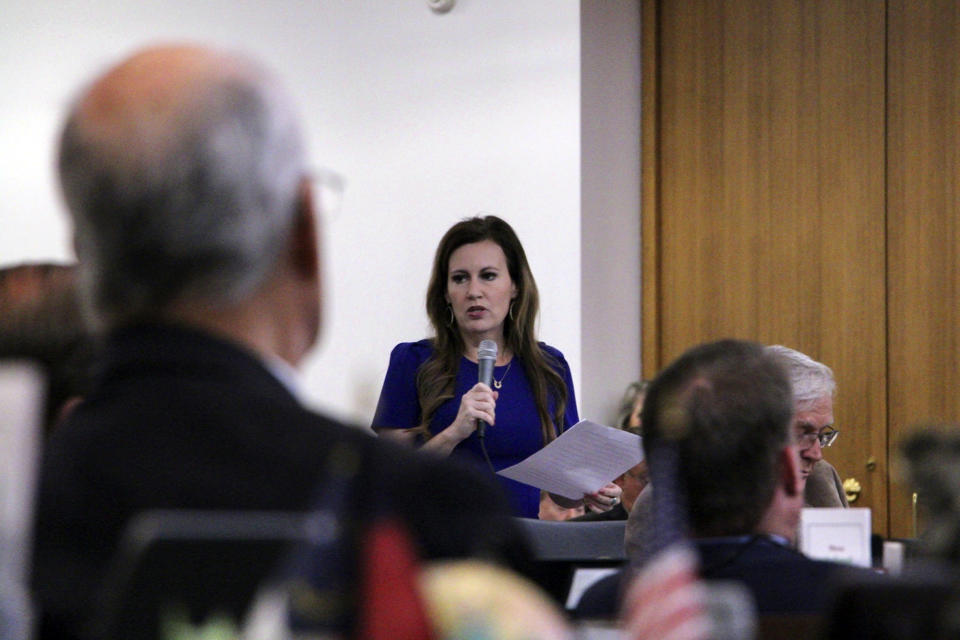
[509,301,515,321]
[447,305,455,326]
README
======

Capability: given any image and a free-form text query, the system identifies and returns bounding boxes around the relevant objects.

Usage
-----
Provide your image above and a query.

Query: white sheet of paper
[496,420,643,500]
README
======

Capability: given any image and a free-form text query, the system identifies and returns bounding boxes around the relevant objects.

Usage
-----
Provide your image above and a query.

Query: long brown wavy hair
[413,215,569,445]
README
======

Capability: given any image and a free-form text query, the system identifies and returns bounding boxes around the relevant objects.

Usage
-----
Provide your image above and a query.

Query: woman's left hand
[584,482,623,513]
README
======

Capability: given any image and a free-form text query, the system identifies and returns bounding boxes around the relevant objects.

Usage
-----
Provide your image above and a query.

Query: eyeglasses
[310,168,346,222]
[796,426,839,450]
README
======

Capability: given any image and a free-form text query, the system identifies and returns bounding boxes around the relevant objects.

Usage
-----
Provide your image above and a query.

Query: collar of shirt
[696,533,791,548]
[262,353,304,401]
[764,533,791,547]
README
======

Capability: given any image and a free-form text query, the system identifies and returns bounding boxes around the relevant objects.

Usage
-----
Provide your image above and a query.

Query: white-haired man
[765,345,847,508]
[31,44,523,640]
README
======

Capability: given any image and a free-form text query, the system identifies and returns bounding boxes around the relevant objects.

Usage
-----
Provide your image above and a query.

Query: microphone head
[478,339,498,361]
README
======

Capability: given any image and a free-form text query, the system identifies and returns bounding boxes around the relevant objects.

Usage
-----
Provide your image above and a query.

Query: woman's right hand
[421,382,497,456]
[449,382,498,440]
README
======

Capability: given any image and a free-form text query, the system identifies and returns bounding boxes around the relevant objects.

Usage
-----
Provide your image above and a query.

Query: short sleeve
[540,343,579,431]
[371,342,430,431]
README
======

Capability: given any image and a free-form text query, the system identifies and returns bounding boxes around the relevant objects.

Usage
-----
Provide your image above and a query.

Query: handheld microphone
[476,339,497,438]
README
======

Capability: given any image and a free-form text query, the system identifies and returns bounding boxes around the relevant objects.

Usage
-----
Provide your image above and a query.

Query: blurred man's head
[641,339,802,540]
[58,44,321,365]
[764,345,837,484]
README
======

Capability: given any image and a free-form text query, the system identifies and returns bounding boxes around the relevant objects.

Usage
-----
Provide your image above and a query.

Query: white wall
[581,1,643,425]
[0,0,585,426]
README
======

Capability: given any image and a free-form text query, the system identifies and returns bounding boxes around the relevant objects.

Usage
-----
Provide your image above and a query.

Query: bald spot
[69,45,259,164]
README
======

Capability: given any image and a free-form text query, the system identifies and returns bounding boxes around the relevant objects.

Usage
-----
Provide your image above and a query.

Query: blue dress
[372,339,579,518]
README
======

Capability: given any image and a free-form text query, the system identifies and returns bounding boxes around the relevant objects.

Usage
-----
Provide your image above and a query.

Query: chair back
[95,510,320,640]
[513,518,626,609]
[515,518,627,561]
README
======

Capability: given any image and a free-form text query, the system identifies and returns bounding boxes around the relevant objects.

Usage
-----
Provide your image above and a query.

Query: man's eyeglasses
[796,426,839,450]
[310,168,346,222]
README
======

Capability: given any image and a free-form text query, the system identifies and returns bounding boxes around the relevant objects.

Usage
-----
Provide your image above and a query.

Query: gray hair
[615,379,650,431]
[764,344,836,410]
[58,50,306,327]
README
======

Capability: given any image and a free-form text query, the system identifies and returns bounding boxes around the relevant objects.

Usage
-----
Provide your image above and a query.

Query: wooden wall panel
[644,0,889,532]
[887,0,960,538]
[641,0,660,379]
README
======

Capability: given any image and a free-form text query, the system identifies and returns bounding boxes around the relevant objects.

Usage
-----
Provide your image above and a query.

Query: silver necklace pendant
[492,361,512,389]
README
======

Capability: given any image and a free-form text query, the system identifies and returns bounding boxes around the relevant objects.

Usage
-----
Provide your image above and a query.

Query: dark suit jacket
[575,535,865,619]
[31,323,524,640]
[569,503,628,522]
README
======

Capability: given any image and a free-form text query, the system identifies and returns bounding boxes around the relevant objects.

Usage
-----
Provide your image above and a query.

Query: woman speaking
[372,215,620,518]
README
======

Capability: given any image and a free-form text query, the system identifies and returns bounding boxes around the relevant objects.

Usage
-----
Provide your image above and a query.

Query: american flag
[355,518,434,640]
[621,544,711,640]
[621,435,712,640]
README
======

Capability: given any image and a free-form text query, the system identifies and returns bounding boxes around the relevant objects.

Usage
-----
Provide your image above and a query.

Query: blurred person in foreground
[577,339,868,620]
[371,215,620,518]
[30,43,525,640]
[764,345,848,508]
[0,262,96,435]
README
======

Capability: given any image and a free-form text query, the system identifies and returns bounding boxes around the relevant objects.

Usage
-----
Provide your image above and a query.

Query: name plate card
[799,507,872,567]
